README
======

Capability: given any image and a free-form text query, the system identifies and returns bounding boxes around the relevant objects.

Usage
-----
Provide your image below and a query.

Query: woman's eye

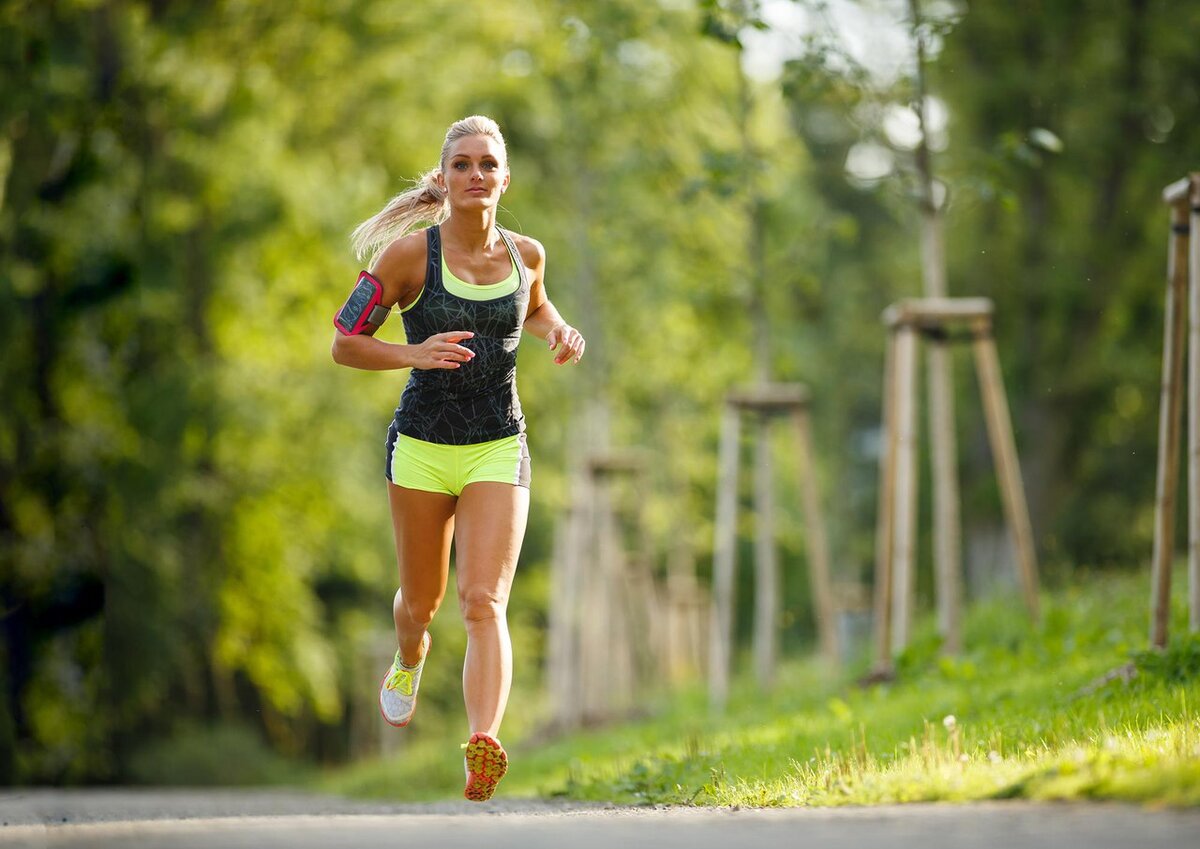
[454,162,468,170]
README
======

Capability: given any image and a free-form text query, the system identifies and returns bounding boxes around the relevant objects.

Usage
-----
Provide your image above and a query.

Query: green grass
[317,568,1200,807]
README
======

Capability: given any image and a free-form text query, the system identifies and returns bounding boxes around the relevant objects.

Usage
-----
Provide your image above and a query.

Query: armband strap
[367,304,390,325]
[334,271,389,335]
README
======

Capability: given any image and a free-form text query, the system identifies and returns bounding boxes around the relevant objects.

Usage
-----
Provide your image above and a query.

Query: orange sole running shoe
[463,732,508,802]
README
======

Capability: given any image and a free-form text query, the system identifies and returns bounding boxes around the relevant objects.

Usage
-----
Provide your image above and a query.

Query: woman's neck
[441,212,501,255]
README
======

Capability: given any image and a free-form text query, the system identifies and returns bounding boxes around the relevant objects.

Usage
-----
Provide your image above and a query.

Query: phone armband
[334,271,391,335]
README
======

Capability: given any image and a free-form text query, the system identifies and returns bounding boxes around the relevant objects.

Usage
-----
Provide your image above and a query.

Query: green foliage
[125,722,309,786]
[1133,634,1200,684]
[4,0,1200,787]
[568,734,727,805]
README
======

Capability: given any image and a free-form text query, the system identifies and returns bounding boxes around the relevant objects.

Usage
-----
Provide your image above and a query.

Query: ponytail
[350,168,449,264]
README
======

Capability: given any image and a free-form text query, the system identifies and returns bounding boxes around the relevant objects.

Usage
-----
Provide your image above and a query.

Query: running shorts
[385,423,531,496]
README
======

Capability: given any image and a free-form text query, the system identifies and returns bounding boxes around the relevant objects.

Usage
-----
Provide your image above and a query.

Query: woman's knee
[397,589,441,628]
[458,586,508,624]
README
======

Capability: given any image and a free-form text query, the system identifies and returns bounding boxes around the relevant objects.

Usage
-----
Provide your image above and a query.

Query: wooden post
[709,403,741,710]
[927,336,962,655]
[578,471,607,722]
[753,415,779,690]
[595,480,633,713]
[891,323,921,650]
[792,407,839,664]
[1151,183,1191,648]
[1190,176,1200,635]
[872,330,899,674]
[971,320,1040,621]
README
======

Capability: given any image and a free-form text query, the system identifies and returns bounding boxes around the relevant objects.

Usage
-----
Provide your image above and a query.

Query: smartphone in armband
[334,270,391,335]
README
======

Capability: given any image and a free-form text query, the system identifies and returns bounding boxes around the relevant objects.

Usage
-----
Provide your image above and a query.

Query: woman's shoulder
[504,230,545,270]
[371,229,429,280]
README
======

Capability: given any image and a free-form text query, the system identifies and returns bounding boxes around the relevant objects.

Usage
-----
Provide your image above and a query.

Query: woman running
[331,115,585,801]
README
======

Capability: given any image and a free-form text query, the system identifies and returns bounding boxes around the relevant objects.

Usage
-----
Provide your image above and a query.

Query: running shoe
[463,732,508,802]
[379,632,431,727]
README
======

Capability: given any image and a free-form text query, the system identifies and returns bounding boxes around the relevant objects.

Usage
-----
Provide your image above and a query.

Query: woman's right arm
[330,233,475,371]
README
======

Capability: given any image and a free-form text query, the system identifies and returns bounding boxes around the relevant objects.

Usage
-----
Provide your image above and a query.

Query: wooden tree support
[547,450,658,731]
[708,384,838,711]
[1150,173,1200,648]
[871,298,1040,678]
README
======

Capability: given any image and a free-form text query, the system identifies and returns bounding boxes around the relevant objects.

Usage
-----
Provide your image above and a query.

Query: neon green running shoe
[378,632,431,728]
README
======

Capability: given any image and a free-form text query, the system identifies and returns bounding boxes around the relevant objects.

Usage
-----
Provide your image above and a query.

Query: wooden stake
[753,416,778,690]
[578,473,607,721]
[971,321,1041,620]
[1150,189,1190,648]
[793,408,839,664]
[1190,175,1200,634]
[872,331,899,674]
[891,324,921,650]
[596,483,633,713]
[927,338,962,655]
[709,403,741,710]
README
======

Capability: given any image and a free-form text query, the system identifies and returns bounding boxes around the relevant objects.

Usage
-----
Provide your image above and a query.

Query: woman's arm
[332,329,476,371]
[519,237,586,365]
[524,301,584,365]
[331,232,476,371]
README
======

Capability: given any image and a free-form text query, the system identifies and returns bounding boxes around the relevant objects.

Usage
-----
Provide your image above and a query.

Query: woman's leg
[452,481,530,736]
[388,483,456,665]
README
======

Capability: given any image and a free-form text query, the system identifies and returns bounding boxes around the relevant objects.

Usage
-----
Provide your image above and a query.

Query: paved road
[2,789,1198,849]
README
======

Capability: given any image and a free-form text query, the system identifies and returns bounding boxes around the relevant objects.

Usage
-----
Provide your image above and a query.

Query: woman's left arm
[521,238,585,365]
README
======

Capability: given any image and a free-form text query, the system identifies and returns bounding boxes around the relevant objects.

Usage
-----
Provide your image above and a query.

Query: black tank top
[392,226,530,444]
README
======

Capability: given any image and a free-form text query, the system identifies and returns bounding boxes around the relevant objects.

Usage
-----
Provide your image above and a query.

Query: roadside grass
[317,568,1200,806]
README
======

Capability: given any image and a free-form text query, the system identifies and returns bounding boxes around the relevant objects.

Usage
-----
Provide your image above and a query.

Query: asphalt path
[2,789,1199,849]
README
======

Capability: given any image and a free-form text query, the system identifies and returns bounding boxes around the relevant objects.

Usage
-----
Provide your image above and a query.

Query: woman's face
[439,134,509,210]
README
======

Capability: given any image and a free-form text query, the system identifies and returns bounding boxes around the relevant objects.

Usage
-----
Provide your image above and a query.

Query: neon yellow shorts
[385,427,531,496]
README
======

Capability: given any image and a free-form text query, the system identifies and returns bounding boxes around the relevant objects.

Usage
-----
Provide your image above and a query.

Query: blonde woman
[332,116,585,801]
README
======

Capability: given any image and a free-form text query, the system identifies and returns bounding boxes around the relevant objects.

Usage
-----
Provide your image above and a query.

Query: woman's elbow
[331,334,350,366]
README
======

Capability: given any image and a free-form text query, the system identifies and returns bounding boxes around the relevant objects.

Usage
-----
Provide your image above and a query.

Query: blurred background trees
[2,0,1198,783]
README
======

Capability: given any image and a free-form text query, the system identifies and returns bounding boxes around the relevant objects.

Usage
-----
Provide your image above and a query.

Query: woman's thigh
[453,482,530,609]
[388,482,456,608]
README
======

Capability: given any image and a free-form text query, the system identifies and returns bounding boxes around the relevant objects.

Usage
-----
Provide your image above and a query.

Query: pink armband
[334,271,390,335]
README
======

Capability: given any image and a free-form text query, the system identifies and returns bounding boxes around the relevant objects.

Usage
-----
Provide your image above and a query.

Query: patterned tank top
[392,226,530,445]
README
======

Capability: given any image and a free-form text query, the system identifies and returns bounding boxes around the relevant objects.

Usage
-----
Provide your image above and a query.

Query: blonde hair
[351,115,508,263]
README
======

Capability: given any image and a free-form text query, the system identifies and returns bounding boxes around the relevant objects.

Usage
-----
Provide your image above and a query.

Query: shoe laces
[385,652,418,695]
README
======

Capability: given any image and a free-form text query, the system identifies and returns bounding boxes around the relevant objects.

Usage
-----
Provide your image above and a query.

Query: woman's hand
[546,324,585,365]
[411,331,476,369]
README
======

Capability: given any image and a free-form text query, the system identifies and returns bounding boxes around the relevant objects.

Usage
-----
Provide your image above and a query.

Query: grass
[316,568,1200,807]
